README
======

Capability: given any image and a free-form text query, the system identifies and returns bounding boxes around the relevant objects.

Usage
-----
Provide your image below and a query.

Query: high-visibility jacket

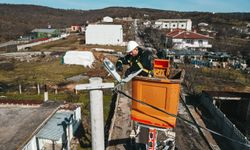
[117,47,157,77]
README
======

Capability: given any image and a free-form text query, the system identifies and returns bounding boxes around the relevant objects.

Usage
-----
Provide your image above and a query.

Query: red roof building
[166,30,212,51]
[71,25,82,33]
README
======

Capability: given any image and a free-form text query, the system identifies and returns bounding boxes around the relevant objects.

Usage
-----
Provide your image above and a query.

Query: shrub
[0,63,15,71]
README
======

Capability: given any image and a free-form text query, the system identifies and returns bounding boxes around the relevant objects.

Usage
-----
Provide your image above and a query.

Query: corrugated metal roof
[36,111,74,141]
[31,29,56,33]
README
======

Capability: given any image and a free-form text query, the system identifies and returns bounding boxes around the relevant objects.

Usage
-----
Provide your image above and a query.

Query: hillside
[1,4,250,42]
[0,4,250,58]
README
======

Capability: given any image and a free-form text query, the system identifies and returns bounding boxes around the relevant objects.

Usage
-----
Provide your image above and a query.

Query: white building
[143,20,151,27]
[102,16,113,23]
[154,19,192,31]
[166,29,212,51]
[0,99,82,150]
[22,106,82,150]
[85,24,123,45]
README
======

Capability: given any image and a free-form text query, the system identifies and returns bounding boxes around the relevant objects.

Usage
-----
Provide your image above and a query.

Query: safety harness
[135,52,153,77]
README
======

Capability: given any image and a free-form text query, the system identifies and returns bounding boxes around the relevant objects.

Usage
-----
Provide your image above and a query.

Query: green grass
[32,35,80,51]
[0,58,86,84]
[0,34,118,150]
[1,90,113,122]
[31,34,125,52]
[185,66,250,93]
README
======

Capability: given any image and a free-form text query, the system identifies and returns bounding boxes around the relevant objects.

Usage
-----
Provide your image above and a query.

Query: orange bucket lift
[103,58,183,149]
[130,59,182,149]
[153,59,170,78]
[131,59,182,129]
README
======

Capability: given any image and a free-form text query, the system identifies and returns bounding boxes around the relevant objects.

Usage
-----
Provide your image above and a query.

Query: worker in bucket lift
[116,41,157,77]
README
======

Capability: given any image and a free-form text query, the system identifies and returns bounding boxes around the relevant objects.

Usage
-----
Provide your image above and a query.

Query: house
[85,24,123,45]
[71,25,82,32]
[143,20,151,27]
[0,100,81,150]
[154,19,192,31]
[102,16,113,23]
[122,16,133,21]
[166,29,212,51]
[31,29,60,38]
[198,22,209,32]
[35,106,81,150]
[18,33,36,42]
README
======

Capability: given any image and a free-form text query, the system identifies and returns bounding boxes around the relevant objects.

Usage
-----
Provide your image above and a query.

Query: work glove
[116,61,123,72]
[125,69,134,78]
[148,71,154,78]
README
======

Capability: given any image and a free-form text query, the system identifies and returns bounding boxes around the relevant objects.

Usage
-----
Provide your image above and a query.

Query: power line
[115,89,250,148]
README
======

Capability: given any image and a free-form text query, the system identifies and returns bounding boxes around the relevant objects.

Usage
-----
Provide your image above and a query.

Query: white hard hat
[126,41,139,53]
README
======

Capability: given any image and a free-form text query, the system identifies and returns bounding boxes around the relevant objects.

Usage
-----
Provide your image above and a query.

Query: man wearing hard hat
[116,41,157,77]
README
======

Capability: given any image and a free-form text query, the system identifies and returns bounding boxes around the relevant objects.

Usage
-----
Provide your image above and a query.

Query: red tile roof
[167,30,211,39]
[166,29,185,37]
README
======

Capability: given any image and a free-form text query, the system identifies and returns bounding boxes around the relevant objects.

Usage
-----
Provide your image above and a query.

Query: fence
[17,33,70,51]
[0,82,78,95]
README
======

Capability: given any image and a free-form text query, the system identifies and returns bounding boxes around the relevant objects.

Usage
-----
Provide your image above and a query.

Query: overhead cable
[115,89,250,148]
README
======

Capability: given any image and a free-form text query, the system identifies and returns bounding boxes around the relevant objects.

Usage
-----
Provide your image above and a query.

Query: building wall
[22,106,82,150]
[155,19,192,31]
[17,33,70,51]
[22,136,37,150]
[86,24,123,45]
[186,20,192,31]
[172,39,211,50]
[178,22,187,29]
[71,26,81,32]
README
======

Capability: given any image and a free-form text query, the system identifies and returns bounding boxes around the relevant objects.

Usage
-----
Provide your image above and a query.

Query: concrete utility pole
[44,84,48,102]
[75,77,114,150]
[19,83,22,94]
[37,83,40,95]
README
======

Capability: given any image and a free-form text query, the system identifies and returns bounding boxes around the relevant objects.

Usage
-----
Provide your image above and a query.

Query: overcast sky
[1,0,250,12]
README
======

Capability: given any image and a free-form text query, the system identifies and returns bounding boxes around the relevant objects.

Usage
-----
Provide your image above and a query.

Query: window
[198,40,203,44]
[186,39,194,44]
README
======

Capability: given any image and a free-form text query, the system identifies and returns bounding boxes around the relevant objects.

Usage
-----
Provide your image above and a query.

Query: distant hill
[0,4,250,43]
